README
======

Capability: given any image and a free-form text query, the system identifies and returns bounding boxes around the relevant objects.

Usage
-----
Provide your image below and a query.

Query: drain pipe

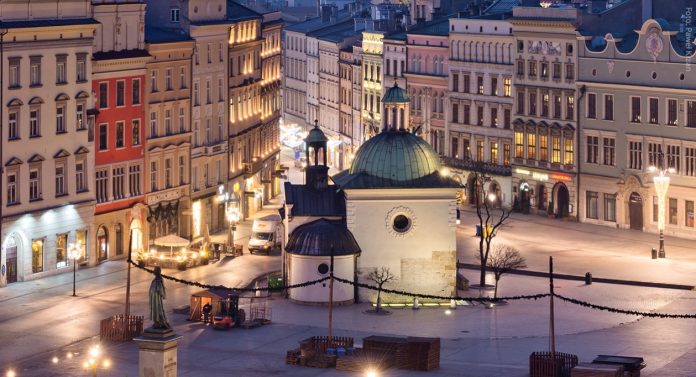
[576,84,586,222]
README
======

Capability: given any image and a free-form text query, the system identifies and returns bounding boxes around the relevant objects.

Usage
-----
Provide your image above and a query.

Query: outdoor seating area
[530,352,645,377]
[286,335,441,372]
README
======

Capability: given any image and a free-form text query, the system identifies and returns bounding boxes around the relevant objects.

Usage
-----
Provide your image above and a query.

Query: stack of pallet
[286,349,301,365]
[571,363,624,377]
[336,348,395,372]
[406,337,440,371]
[305,354,337,368]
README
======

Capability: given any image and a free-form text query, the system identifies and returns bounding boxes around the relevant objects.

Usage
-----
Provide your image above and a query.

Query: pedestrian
[202,302,212,326]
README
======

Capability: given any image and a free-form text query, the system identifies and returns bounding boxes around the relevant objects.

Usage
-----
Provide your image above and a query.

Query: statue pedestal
[134,328,183,377]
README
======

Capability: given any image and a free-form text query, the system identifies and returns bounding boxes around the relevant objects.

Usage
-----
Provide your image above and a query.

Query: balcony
[441,156,512,177]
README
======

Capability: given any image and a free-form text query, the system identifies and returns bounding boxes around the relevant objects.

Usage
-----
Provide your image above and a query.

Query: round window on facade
[318,263,329,275]
[392,214,411,233]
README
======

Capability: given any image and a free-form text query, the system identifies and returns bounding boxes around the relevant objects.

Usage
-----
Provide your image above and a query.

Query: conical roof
[286,218,360,256]
[306,123,328,145]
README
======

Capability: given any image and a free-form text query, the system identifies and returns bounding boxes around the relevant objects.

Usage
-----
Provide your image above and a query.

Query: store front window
[56,234,68,268]
[32,239,44,273]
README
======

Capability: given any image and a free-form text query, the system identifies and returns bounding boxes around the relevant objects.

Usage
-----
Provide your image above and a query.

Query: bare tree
[476,245,527,299]
[471,171,511,287]
[367,267,395,313]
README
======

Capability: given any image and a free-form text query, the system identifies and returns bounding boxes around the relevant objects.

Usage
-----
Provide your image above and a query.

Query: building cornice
[576,81,696,95]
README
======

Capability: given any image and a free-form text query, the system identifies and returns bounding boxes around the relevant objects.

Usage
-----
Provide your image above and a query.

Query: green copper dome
[306,124,328,145]
[382,82,410,103]
[348,130,441,182]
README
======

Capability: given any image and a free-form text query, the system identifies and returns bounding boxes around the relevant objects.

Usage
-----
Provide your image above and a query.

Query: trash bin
[651,248,658,259]
[475,224,482,236]
[585,272,592,285]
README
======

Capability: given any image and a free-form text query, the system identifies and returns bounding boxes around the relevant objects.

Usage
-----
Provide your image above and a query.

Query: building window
[504,109,511,129]
[491,77,498,96]
[586,191,598,219]
[491,108,498,127]
[99,82,108,109]
[166,69,173,91]
[504,78,511,97]
[113,167,125,200]
[628,141,643,170]
[540,62,548,79]
[193,82,199,106]
[541,93,550,117]
[586,136,598,164]
[55,165,65,196]
[527,133,536,160]
[515,131,524,158]
[649,98,659,124]
[686,200,694,227]
[552,135,561,164]
[517,92,525,114]
[129,165,141,196]
[150,111,157,137]
[503,143,511,166]
[463,105,470,124]
[528,61,537,77]
[207,43,212,64]
[56,234,68,268]
[179,67,186,89]
[604,94,614,121]
[553,95,561,119]
[150,161,158,192]
[529,92,537,116]
[9,58,20,87]
[648,142,662,167]
[667,99,678,126]
[667,144,680,173]
[170,8,180,22]
[686,147,696,177]
[96,169,108,203]
[451,103,459,123]
[516,60,525,76]
[29,168,41,201]
[587,93,596,119]
[688,101,696,128]
[179,108,186,132]
[116,81,125,107]
[76,104,85,130]
[56,105,69,134]
[566,96,574,120]
[476,140,484,161]
[179,156,186,185]
[30,109,40,137]
[132,79,141,105]
[132,119,141,146]
[165,159,172,188]
[669,198,678,225]
[602,137,615,166]
[150,70,158,92]
[32,239,44,273]
[206,80,211,104]
[564,137,574,165]
[56,55,67,84]
[99,124,108,150]
[450,137,459,158]
[552,63,561,79]
[116,121,125,148]
[7,172,17,204]
[463,75,470,93]
[565,63,574,80]
[165,109,172,135]
[604,194,616,222]
[76,54,87,82]
[630,96,641,123]
[539,134,548,162]
[490,142,498,163]
[30,56,41,86]
[452,73,459,92]
[477,76,484,94]
[76,162,86,192]
[8,111,19,140]
[218,78,224,102]
[477,106,484,126]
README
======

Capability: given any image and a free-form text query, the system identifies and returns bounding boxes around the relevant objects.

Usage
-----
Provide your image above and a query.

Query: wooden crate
[286,349,301,365]
[572,363,623,377]
[337,349,395,372]
[305,354,337,368]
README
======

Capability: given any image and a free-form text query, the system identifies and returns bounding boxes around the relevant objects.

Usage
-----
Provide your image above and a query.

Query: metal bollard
[412,297,419,310]
[584,272,592,285]
[651,247,658,259]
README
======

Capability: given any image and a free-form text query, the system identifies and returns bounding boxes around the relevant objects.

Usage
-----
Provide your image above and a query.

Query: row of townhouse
[281,0,696,240]
[0,0,282,286]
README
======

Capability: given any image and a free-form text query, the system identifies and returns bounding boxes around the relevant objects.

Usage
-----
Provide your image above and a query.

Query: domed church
[284,83,462,304]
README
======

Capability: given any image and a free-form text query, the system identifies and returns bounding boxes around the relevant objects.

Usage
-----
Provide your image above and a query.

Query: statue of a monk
[149,266,171,329]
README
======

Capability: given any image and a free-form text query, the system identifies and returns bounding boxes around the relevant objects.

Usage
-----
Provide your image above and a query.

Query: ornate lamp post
[82,344,111,377]
[648,151,675,258]
[68,243,82,296]
[217,185,240,249]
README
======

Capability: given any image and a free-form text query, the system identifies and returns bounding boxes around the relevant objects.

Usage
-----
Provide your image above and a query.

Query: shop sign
[514,168,548,182]
[147,188,182,205]
[550,173,573,182]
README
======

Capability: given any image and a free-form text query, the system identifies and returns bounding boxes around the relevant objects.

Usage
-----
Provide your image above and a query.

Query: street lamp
[217,185,240,250]
[67,243,82,296]
[648,152,675,258]
[82,344,110,377]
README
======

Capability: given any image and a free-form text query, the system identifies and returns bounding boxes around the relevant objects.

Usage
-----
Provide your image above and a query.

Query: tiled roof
[284,182,346,217]
[93,49,151,61]
[332,170,462,189]
[0,18,99,29]
[227,1,262,21]
[286,218,360,256]
[145,27,192,43]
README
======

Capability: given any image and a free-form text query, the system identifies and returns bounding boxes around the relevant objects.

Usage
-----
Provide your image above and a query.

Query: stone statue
[148,266,171,330]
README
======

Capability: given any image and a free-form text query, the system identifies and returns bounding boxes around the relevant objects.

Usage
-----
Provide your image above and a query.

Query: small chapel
[284,82,462,305]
